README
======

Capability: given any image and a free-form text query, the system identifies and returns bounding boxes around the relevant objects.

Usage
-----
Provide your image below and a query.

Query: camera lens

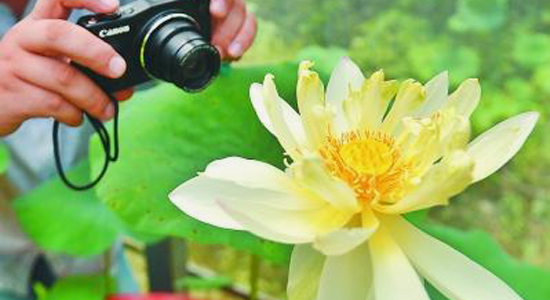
[141,14,221,92]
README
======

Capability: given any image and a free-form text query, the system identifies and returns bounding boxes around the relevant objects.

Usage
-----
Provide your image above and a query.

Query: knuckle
[55,64,77,86]
[43,20,66,43]
[66,112,84,127]
[235,0,246,14]
[94,49,115,72]
[43,94,65,113]
[88,90,108,115]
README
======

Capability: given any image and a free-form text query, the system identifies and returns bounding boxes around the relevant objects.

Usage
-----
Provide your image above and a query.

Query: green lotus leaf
[0,143,9,174]
[14,162,127,256]
[413,222,550,300]
[89,63,306,264]
[38,275,109,300]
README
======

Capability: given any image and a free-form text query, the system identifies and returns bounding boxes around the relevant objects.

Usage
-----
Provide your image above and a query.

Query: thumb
[30,0,119,20]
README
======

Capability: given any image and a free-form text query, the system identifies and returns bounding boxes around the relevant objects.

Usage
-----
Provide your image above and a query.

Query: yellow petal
[287,244,325,300]
[444,78,480,119]
[316,243,372,300]
[414,71,449,117]
[362,207,379,229]
[313,227,375,256]
[343,70,397,131]
[399,115,444,173]
[381,79,426,134]
[261,75,307,159]
[383,215,523,300]
[290,156,359,212]
[369,225,430,300]
[297,61,331,149]
[439,110,471,155]
[467,111,539,182]
[374,150,474,214]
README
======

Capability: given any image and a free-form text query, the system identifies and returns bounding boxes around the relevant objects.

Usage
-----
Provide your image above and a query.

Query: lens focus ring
[140,13,221,92]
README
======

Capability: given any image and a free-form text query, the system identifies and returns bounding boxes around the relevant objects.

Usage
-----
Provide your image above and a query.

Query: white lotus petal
[218,189,353,244]
[287,245,325,300]
[369,226,430,300]
[383,215,523,300]
[326,57,365,134]
[467,112,539,182]
[170,176,244,230]
[314,227,375,256]
[261,75,307,158]
[251,81,306,145]
[414,71,449,117]
[445,78,480,119]
[316,243,372,300]
[250,83,275,134]
[291,156,359,212]
[326,57,365,106]
[204,157,298,194]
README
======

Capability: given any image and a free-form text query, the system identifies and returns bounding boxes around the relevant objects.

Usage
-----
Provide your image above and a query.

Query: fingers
[211,0,246,59]
[113,88,134,102]
[12,78,83,127]
[31,0,119,20]
[15,20,126,79]
[210,0,233,19]
[13,52,115,121]
[226,11,257,58]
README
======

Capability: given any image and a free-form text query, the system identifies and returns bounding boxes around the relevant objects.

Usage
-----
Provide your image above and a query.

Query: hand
[0,0,133,137]
[210,0,257,61]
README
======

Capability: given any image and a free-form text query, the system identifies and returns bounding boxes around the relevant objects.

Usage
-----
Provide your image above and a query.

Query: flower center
[320,130,413,205]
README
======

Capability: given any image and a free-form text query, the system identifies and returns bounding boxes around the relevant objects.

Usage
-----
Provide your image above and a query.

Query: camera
[76,0,221,93]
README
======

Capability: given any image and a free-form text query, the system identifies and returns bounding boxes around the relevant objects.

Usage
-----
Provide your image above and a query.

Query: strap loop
[52,95,119,191]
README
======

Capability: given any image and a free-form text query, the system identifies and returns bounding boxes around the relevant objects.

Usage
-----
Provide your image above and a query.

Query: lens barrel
[141,14,221,92]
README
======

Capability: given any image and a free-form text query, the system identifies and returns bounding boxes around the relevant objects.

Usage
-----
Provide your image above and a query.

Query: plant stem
[249,254,261,300]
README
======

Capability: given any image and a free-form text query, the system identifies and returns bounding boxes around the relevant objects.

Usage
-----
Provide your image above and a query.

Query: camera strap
[52,94,119,191]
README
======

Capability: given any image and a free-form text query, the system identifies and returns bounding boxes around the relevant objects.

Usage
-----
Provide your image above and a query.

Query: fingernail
[102,103,115,121]
[228,42,243,58]
[109,56,126,78]
[99,0,118,11]
[211,0,226,15]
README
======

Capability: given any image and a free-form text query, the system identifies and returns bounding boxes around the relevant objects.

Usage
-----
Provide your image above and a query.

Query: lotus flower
[170,58,538,300]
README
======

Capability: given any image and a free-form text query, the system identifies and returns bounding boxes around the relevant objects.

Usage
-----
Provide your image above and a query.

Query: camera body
[77,0,220,92]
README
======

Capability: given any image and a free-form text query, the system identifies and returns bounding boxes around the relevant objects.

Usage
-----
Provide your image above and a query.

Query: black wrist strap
[52,94,119,191]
